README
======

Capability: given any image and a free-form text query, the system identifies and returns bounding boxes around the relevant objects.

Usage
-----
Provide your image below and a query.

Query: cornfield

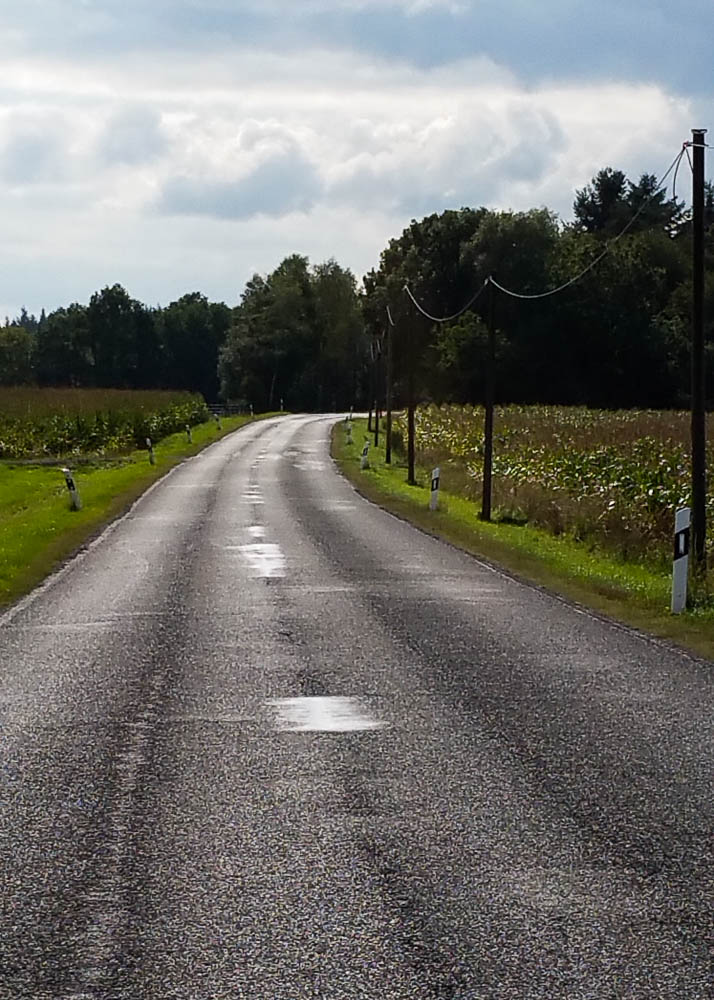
[395,404,707,565]
[0,388,210,459]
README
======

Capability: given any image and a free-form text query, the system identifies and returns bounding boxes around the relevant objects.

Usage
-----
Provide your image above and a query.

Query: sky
[0,0,710,319]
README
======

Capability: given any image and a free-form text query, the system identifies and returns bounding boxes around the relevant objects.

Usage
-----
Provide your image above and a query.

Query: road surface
[0,414,711,998]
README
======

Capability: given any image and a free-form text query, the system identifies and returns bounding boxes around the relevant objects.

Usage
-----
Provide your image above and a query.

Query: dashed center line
[270,696,387,732]
[239,542,286,578]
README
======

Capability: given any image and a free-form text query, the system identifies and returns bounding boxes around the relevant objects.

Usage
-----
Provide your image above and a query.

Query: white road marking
[270,696,387,732]
[294,459,326,471]
[247,525,266,539]
[239,542,286,578]
[242,487,264,505]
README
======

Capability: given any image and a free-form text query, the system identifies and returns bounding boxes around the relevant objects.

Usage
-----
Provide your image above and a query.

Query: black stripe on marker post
[673,527,690,561]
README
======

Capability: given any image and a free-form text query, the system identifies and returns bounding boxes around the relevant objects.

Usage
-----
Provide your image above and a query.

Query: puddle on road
[269,696,387,732]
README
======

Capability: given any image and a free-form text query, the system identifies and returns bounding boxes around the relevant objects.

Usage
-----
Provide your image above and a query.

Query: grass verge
[0,414,276,610]
[333,419,714,661]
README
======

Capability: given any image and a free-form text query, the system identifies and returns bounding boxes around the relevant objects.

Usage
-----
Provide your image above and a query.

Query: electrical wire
[672,143,686,203]
[489,145,688,301]
[685,144,694,175]
[400,142,696,313]
[403,277,489,323]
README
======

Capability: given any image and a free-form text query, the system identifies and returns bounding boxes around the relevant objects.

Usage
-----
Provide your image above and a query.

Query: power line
[403,277,489,324]
[672,143,687,203]
[401,142,693,315]
[684,144,694,175]
[491,145,688,300]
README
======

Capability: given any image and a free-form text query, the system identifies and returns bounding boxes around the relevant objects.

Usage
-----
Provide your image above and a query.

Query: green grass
[333,419,714,660]
[0,414,275,610]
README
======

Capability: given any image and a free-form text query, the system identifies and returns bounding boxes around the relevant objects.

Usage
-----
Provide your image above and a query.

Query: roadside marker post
[671,507,691,613]
[360,440,370,470]
[186,424,192,443]
[215,413,222,430]
[61,467,82,511]
[146,437,155,465]
[430,467,440,511]
[346,422,353,445]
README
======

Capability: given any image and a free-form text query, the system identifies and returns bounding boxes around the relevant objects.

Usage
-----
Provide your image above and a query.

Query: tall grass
[395,404,707,568]
[0,387,210,459]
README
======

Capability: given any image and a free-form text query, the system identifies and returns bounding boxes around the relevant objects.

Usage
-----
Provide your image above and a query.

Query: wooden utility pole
[407,362,416,485]
[385,311,393,464]
[691,129,708,574]
[481,280,496,521]
[374,339,381,448]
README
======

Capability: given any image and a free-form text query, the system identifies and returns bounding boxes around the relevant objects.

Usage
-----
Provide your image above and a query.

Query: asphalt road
[0,414,711,999]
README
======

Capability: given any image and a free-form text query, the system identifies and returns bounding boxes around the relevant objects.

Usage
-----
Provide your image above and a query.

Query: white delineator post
[671,506,691,613]
[430,467,440,511]
[186,423,192,443]
[346,422,353,445]
[360,440,369,470]
[61,467,82,511]
[146,437,155,465]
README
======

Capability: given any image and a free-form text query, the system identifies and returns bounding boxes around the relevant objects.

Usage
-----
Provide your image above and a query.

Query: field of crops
[396,404,708,566]
[0,388,210,459]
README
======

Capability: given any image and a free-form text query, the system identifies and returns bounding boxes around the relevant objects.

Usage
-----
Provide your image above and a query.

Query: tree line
[0,258,365,411]
[363,169,714,411]
[1,288,231,401]
[2,165,713,411]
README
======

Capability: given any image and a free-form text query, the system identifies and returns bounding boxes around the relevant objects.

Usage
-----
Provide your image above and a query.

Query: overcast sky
[0,0,709,319]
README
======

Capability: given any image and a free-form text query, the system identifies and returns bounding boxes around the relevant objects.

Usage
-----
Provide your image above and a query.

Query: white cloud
[0,41,696,317]
[96,105,168,166]
[157,150,323,219]
[0,111,75,184]
[170,0,465,11]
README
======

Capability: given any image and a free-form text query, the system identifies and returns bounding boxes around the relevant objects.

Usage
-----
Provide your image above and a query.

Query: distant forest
[2,166,713,411]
